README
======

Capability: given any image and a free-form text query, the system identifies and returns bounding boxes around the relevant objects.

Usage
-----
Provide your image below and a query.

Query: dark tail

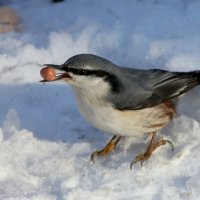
[150,69,200,101]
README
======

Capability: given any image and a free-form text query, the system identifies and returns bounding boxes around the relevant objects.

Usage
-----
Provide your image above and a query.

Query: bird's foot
[91,135,121,163]
[130,132,174,169]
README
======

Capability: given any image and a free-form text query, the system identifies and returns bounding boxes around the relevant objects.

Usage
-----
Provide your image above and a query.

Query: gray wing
[110,68,200,110]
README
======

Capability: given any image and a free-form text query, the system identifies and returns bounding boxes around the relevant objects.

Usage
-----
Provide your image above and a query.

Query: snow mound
[0,0,200,199]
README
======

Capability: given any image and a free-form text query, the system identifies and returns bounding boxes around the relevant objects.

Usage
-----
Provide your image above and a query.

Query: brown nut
[40,67,56,81]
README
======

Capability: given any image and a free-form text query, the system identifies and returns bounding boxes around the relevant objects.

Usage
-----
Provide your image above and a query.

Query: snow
[0,0,200,199]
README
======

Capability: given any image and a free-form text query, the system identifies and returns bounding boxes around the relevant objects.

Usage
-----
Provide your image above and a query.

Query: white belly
[73,87,174,137]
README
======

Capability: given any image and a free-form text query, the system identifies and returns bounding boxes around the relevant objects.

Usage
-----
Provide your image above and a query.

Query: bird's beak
[40,64,71,82]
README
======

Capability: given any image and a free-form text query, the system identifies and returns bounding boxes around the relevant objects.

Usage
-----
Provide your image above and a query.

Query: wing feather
[111,69,200,110]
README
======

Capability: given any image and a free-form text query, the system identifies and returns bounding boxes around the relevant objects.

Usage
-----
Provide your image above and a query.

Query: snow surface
[0,0,200,199]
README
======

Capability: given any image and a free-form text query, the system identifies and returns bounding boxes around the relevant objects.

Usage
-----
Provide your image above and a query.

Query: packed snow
[0,0,200,199]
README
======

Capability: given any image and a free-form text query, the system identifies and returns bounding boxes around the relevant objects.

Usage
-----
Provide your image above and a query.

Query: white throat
[71,82,114,133]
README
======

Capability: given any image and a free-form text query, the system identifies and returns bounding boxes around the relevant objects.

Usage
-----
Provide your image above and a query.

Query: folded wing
[112,69,200,110]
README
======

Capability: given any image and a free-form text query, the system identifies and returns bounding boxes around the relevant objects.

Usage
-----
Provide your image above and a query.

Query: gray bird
[42,54,200,169]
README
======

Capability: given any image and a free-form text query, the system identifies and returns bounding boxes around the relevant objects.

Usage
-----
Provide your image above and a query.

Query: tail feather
[150,69,200,100]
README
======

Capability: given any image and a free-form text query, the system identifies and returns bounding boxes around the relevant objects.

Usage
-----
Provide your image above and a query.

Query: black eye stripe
[66,68,107,77]
[62,67,123,93]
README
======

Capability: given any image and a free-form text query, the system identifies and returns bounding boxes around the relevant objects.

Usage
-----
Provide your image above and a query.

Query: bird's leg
[130,131,174,169]
[91,135,122,163]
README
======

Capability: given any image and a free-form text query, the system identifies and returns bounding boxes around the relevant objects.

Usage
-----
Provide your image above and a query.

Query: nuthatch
[42,54,200,169]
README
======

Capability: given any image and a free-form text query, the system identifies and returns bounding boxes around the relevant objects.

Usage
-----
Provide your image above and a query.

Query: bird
[42,54,200,169]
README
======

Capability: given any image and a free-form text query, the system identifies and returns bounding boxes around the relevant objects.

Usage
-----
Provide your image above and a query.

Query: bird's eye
[68,68,89,76]
[78,69,86,75]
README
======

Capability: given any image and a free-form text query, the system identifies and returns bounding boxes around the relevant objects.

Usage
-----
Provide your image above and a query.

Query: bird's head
[43,54,123,93]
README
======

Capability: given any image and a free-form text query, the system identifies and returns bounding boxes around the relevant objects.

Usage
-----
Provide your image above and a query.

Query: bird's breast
[72,87,117,134]
[73,87,176,136]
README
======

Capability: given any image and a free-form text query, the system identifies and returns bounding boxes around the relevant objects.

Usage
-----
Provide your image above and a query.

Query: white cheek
[69,74,110,94]
[82,77,102,88]
[73,75,85,83]
[72,74,88,83]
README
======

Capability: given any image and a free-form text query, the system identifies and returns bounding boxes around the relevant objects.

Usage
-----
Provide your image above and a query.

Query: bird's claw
[90,135,122,163]
[130,137,174,170]
[90,150,106,163]
[130,152,151,170]
[163,139,174,152]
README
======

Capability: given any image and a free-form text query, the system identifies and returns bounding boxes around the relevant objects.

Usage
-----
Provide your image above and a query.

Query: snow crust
[0,0,200,199]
